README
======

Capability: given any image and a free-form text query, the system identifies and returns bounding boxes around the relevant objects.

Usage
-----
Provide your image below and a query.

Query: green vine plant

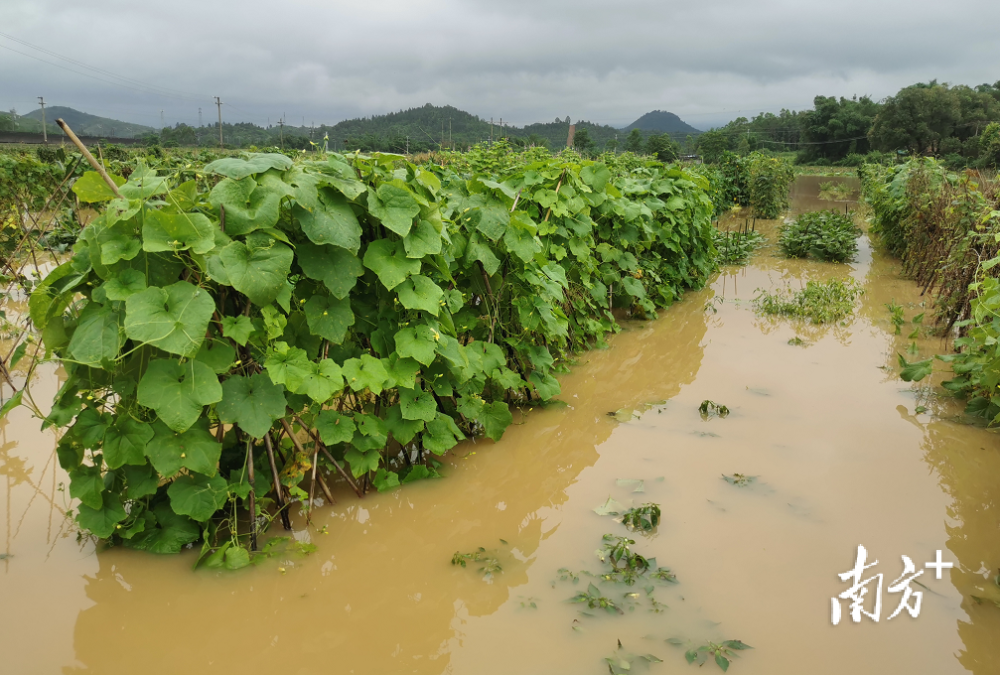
[451,546,503,581]
[680,640,753,672]
[722,473,756,487]
[12,147,715,562]
[699,400,730,418]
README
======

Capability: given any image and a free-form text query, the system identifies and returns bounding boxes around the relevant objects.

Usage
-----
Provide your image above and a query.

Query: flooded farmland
[2,175,999,675]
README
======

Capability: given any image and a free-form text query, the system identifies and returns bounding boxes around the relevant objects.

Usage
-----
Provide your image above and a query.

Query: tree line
[696,80,1000,168]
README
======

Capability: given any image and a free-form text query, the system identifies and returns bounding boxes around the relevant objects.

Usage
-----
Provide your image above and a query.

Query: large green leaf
[146,420,223,477]
[403,219,442,258]
[101,269,146,301]
[478,401,513,442]
[204,154,293,180]
[76,492,127,538]
[209,176,277,235]
[342,354,390,395]
[474,203,509,241]
[298,359,344,403]
[67,302,121,367]
[195,339,236,374]
[264,342,312,392]
[315,410,356,446]
[295,190,362,252]
[529,371,561,399]
[137,359,223,433]
[126,504,199,553]
[72,171,126,203]
[396,275,444,316]
[103,417,154,469]
[167,473,229,522]
[504,212,542,262]
[297,242,364,299]
[122,462,160,499]
[142,211,216,255]
[369,183,420,236]
[345,448,381,477]
[394,325,438,365]
[124,281,215,357]
[221,315,255,346]
[304,293,355,344]
[400,386,437,422]
[217,373,287,439]
[384,405,424,445]
[363,239,421,290]
[423,413,465,455]
[219,234,293,306]
[69,464,104,509]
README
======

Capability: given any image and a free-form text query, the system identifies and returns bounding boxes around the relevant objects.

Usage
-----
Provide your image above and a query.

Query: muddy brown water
[3,177,1000,674]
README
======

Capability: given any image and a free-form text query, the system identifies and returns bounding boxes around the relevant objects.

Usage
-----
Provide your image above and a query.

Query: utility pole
[279,115,284,149]
[490,117,493,145]
[215,96,223,147]
[37,97,48,143]
[449,117,452,148]
[198,107,202,127]
[160,109,164,129]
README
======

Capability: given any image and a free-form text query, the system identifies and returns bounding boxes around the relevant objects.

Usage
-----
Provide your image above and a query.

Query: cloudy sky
[3,0,1000,131]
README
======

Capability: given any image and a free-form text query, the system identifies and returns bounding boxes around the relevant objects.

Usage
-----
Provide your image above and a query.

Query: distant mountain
[622,111,701,137]
[317,104,632,153]
[22,106,154,138]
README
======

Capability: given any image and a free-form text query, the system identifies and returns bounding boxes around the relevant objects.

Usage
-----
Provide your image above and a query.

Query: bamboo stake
[245,438,257,550]
[307,448,319,522]
[292,415,364,498]
[55,119,123,199]
[263,432,292,530]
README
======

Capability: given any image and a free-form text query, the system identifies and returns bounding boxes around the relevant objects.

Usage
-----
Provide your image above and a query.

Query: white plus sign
[925,550,954,579]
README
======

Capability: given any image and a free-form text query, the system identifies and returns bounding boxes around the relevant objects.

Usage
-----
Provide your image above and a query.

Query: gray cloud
[3,0,999,131]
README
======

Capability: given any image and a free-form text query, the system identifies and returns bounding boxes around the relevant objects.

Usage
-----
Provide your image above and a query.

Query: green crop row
[23,149,715,562]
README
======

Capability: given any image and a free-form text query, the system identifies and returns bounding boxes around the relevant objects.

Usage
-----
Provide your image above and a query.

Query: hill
[622,111,701,137]
[22,106,154,139]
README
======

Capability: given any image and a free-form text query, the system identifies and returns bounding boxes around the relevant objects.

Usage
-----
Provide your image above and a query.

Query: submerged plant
[597,534,651,585]
[787,336,811,346]
[753,278,863,324]
[621,503,661,532]
[712,227,765,266]
[605,641,663,674]
[699,400,730,418]
[886,300,906,334]
[571,582,623,614]
[778,210,860,263]
[451,547,503,580]
[722,473,756,487]
[687,640,753,671]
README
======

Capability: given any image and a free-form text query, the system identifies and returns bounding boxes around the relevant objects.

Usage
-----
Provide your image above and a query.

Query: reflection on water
[2,176,999,674]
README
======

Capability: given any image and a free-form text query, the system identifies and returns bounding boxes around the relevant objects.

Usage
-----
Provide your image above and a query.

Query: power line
[0,31,206,103]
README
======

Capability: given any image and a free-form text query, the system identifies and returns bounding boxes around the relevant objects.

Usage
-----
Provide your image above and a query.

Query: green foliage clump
[20,147,715,558]
[859,157,1000,329]
[712,227,764,266]
[778,210,860,263]
[694,151,793,220]
[753,278,863,324]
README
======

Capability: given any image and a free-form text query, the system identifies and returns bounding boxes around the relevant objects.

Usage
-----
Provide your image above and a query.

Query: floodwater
[3,176,1000,675]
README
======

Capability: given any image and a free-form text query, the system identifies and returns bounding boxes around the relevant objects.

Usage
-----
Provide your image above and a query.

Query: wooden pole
[246,438,257,550]
[55,119,122,199]
[263,433,292,530]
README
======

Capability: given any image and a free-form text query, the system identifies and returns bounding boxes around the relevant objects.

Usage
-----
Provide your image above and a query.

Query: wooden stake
[263,432,292,530]
[246,438,258,551]
[292,415,364,498]
[55,119,122,199]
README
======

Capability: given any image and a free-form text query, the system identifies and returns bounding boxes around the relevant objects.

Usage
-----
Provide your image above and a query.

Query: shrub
[778,210,860,262]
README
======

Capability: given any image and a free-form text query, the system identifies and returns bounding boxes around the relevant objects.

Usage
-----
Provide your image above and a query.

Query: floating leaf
[593,496,625,516]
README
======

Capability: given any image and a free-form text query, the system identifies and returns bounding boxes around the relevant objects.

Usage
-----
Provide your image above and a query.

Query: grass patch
[778,210,860,263]
[753,278,863,324]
